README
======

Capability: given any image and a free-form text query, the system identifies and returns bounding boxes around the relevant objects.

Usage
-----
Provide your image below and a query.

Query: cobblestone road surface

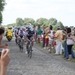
[2,37,75,75]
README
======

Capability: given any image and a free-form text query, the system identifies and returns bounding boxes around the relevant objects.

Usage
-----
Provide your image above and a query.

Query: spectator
[42,26,46,48]
[33,25,37,42]
[44,26,49,49]
[54,27,63,55]
[63,28,75,59]
[37,25,42,43]
[74,27,75,36]
[0,49,10,75]
[0,27,8,48]
[48,25,54,53]
[66,27,75,60]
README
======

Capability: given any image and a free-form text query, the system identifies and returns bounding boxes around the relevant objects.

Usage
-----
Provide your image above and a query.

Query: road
[2,37,75,75]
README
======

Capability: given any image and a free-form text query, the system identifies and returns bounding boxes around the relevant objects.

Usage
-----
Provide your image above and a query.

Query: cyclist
[25,27,34,54]
[18,28,25,45]
[15,28,20,44]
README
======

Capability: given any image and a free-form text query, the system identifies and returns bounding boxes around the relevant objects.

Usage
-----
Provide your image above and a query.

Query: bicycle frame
[27,40,32,58]
[18,38,24,52]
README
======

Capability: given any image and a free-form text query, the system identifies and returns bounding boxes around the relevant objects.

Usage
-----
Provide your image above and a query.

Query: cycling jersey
[26,29,34,40]
[18,30,25,38]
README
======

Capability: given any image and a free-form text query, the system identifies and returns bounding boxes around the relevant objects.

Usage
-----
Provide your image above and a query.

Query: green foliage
[64,26,68,28]
[16,18,24,26]
[6,17,64,30]
[0,0,6,24]
[36,18,48,26]
[0,0,6,12]
[53,25,57,30]
[48,18,57,25]
[0,12,2,25]
[23,18,35,25]
[7,23,16,27]
[73,44,75,50]
[56,21,64,29]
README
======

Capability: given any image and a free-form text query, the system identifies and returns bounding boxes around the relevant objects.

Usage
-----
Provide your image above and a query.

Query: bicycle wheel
[21,42,23,52]
[27,45,30,57]
[18,40,21,51]
[29,46,32,58]
[19,42,21,51]
[20,41,24,52]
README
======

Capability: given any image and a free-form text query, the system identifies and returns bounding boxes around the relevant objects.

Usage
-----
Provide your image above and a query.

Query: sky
[2,0,75,26]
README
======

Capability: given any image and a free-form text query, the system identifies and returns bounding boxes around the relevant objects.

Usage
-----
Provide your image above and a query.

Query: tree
[56,21,64,29]
[48,18,57,25]
[0,0,6,25]
[0,0,6,12]
[23,18,35,25]
[16,18,24,26]
[0,12,2,25]
[35,18,48,26]
[7,23,16,27]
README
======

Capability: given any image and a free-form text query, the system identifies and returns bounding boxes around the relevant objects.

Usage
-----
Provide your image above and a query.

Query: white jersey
[18,30,25,36]
[49,30,54,40]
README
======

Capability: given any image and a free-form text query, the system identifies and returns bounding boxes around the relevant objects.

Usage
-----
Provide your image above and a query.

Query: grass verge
[36,41,75,63]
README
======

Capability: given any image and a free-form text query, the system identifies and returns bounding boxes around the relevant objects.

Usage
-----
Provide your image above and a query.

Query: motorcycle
[6,30,13,41]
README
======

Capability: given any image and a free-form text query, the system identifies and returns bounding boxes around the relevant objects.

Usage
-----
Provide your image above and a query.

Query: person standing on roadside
[44,26,50,49]
[42,26,46,48]
[48,25,54,53]
[54,27,63,55]
[63,28,75,59]
[37,25,42,43]
[33,25,37,42]
[66,27,75,60]
[74,27,75,36]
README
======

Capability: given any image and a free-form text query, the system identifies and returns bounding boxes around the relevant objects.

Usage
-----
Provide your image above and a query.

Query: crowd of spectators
[36,25,75,60]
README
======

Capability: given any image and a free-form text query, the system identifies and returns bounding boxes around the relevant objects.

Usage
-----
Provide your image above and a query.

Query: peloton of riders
[14,24,35,54]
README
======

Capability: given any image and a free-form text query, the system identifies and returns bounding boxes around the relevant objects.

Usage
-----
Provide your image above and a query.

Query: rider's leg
[26,41,29,50]
[30,37,34,46]
[17,36,19,44]
[30,37,34,51]
[18,36,21,43]
[32,41,34,46]
[25,41,30,54]
[22,37,24,44]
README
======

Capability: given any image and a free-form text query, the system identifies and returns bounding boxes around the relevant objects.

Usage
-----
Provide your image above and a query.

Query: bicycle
[15,37,18,45]
[15,34,19,45]
[27,40,33,58]
[18,38,24,52]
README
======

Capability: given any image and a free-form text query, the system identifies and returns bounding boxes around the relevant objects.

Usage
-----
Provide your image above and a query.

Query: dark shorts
[20,35,23,38]
[27,36,32,40]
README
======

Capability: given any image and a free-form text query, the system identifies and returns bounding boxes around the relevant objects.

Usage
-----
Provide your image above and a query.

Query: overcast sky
[2,0,75,26]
